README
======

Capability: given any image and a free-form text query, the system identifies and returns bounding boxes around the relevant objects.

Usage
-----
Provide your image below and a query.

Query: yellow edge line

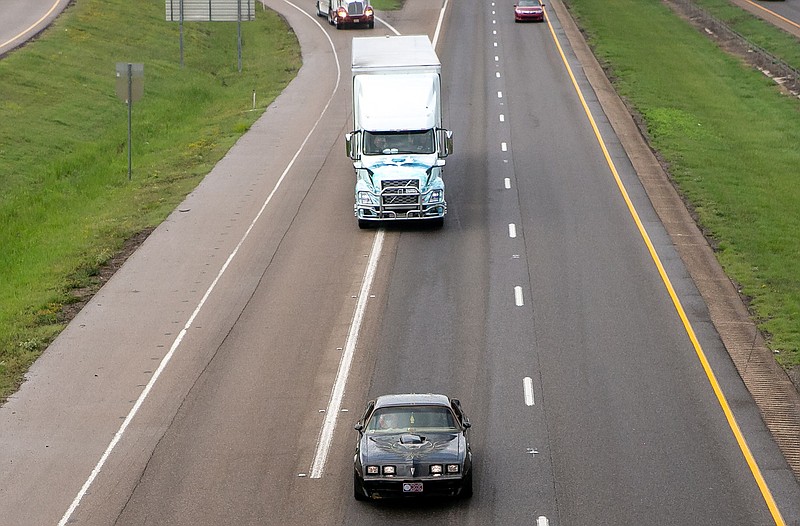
[542,7,786,525]
[742,0,800,31]
[1,0,64,50]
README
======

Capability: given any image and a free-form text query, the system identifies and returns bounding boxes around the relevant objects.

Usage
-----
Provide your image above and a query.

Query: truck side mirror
[439,129,453,158]
[345,131,361,161]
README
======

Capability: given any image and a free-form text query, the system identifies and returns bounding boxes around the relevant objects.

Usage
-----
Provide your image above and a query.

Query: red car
[514,0,544,23]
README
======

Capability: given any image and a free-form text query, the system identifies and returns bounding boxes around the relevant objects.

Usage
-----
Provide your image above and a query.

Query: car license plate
[353,17,361,22]
[403,482,423,493]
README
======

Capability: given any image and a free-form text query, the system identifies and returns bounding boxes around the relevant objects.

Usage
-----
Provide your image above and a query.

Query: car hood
[516,6,543,12]
[361,432,463,464]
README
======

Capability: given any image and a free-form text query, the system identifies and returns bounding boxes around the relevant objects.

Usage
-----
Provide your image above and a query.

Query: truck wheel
[358,219,373,229]
[429,217,444,229]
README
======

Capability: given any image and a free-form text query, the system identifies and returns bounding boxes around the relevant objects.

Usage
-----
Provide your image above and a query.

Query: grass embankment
[565,0,800,369]
[0,0,300,399]
[371,0,404,10]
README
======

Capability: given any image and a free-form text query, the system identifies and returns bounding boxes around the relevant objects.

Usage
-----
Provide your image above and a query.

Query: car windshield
[363,130,435,155]
[366,406,458,433]
[518,0,538,5]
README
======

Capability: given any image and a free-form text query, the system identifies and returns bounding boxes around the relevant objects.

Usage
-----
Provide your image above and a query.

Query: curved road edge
[0,0,72,57]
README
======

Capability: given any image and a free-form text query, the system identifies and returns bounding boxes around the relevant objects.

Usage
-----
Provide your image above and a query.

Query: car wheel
[368,21,374,29]
[354,472,368,501]
[460,470,473,499]
[336,18,343,29]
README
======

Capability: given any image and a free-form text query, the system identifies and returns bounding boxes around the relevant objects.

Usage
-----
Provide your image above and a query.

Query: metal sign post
[115,63,144,180]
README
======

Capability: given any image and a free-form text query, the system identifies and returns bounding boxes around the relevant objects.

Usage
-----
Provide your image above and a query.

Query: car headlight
[429,464,443,475]
[366,465,379,475]
[446,464,460,474]
[382,465,396,475]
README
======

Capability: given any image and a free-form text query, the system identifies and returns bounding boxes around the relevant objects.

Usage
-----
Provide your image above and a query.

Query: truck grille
[381,179,420,207]
[348,1,364,15]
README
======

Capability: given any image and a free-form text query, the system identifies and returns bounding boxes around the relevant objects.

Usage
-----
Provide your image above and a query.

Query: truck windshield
[363,130,435,155]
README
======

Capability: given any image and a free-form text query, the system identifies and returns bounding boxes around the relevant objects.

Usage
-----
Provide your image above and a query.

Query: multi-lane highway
[2,0,800,524]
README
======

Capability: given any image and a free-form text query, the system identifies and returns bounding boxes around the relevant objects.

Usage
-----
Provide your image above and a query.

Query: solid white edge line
[310,231,384,478]
[523,377,534,406]
[58,2,342,523]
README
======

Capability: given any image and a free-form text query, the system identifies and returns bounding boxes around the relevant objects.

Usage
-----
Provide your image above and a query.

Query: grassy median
[0,0,300,399]
[565,0,800,370]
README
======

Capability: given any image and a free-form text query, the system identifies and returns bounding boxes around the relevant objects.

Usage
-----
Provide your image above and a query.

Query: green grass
[371,0,404,11]
[0,0,300,399]
[694,0,800,70]
[565,0,800,368]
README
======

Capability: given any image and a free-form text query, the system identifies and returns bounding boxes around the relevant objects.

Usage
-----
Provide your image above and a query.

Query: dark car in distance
[514,0,545,22]
[353,393,473,500]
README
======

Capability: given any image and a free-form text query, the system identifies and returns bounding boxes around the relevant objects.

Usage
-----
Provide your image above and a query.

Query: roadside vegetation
[371,0,404,10]
[564,0,800,370]
[0,0,300,400]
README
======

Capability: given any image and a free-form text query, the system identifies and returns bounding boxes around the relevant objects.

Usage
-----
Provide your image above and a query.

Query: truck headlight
[446,464,460,473]
[427,189,443,203]
[382,465,396,475]
[357,191,374,205]
[366,465,379,475]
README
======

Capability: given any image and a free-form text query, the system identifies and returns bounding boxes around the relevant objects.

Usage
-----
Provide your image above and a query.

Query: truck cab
[346,36,453,229]
[317,0,374,29]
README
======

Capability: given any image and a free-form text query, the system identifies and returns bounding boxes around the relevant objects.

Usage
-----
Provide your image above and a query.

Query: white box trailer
[346,35,453,228]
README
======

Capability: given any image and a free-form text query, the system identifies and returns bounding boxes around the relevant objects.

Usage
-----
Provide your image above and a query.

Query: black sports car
[353,393,473,500]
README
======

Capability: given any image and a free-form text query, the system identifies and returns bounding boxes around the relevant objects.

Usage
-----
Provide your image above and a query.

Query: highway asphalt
[0,0,70,56]
[1,0,800,524]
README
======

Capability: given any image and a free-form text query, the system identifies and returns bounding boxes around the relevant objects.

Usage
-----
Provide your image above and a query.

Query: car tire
[460,470,473,499]
[354,472,368,501]
[368,21,374,29]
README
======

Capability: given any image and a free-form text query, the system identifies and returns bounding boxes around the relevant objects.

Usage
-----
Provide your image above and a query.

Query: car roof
[374,393,452,409]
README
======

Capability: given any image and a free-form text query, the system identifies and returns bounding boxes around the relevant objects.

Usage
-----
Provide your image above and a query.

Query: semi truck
[346,35,453,229]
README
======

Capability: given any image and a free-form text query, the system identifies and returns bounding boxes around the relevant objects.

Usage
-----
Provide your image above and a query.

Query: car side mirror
[463,420,471,429]
[354,423,364,432]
